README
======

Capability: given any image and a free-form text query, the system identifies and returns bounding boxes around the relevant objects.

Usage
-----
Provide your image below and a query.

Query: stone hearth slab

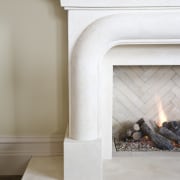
[104,155,180,180]
[22,155,180,180]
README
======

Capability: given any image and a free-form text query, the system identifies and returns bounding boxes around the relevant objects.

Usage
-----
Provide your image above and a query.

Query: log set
[122,119,180,151]
[137,119,173,150]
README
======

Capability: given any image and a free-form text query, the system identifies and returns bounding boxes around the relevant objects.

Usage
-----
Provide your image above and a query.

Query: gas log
[163,121,180,136]
[137,119,174,150]
[126,123,142,141]
[163,121,180,130]
[159,127,180,144]
[133,123,140,131]
[132,131,142,141]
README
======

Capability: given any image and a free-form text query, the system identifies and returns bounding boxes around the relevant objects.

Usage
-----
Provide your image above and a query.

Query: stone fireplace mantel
[61,0,180,9]
[60,1,180,180]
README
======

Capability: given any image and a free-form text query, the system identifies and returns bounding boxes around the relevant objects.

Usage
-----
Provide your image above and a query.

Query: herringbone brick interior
[113,66,180,130]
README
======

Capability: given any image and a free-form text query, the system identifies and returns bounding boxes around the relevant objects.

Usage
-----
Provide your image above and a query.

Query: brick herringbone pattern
[113,66,180,125]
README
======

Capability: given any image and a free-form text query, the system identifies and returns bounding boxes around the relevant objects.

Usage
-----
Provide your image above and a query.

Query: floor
[22,154,180,180]
[0,176,21,180]
[22,156,63,180]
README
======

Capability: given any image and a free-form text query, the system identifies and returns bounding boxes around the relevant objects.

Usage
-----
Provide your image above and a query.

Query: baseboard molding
[0,135,64,175]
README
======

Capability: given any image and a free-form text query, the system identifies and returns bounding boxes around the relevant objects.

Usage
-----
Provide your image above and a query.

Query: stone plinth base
[64,134,102,180]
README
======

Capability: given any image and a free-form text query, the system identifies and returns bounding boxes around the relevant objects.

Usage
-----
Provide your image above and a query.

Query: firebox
[113,64,180,152]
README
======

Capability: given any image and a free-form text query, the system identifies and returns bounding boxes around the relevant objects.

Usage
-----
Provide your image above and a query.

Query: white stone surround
[60,1,180,180]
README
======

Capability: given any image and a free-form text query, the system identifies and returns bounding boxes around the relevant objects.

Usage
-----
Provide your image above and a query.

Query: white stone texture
[61,4,180,180]
[60,0,180,9]
[22,155,180,180]
[64,8,180,159]
[64,137,102,180]
[104,154,180,180]
[69,12,180,146]
[113,66,180,131]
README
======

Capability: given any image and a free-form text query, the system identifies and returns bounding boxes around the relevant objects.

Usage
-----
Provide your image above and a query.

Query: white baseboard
[0,135,64,175]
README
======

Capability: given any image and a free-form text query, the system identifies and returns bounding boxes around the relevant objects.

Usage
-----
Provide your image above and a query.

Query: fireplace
[60,1,180,180]
[111,48,180,152]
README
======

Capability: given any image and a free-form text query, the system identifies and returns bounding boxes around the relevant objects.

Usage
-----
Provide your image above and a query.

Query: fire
[156,98,168,127]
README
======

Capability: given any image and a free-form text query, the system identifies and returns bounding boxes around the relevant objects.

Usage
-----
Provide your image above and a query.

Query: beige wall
[0,0,68,136]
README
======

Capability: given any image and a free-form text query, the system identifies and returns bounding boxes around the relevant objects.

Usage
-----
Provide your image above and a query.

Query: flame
[156,98,168,127]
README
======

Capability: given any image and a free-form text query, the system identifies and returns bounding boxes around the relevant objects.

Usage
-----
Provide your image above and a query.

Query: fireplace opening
[113,66,180,152]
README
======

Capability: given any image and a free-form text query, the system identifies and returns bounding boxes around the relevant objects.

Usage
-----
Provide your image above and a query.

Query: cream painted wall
[0,0,68,136]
